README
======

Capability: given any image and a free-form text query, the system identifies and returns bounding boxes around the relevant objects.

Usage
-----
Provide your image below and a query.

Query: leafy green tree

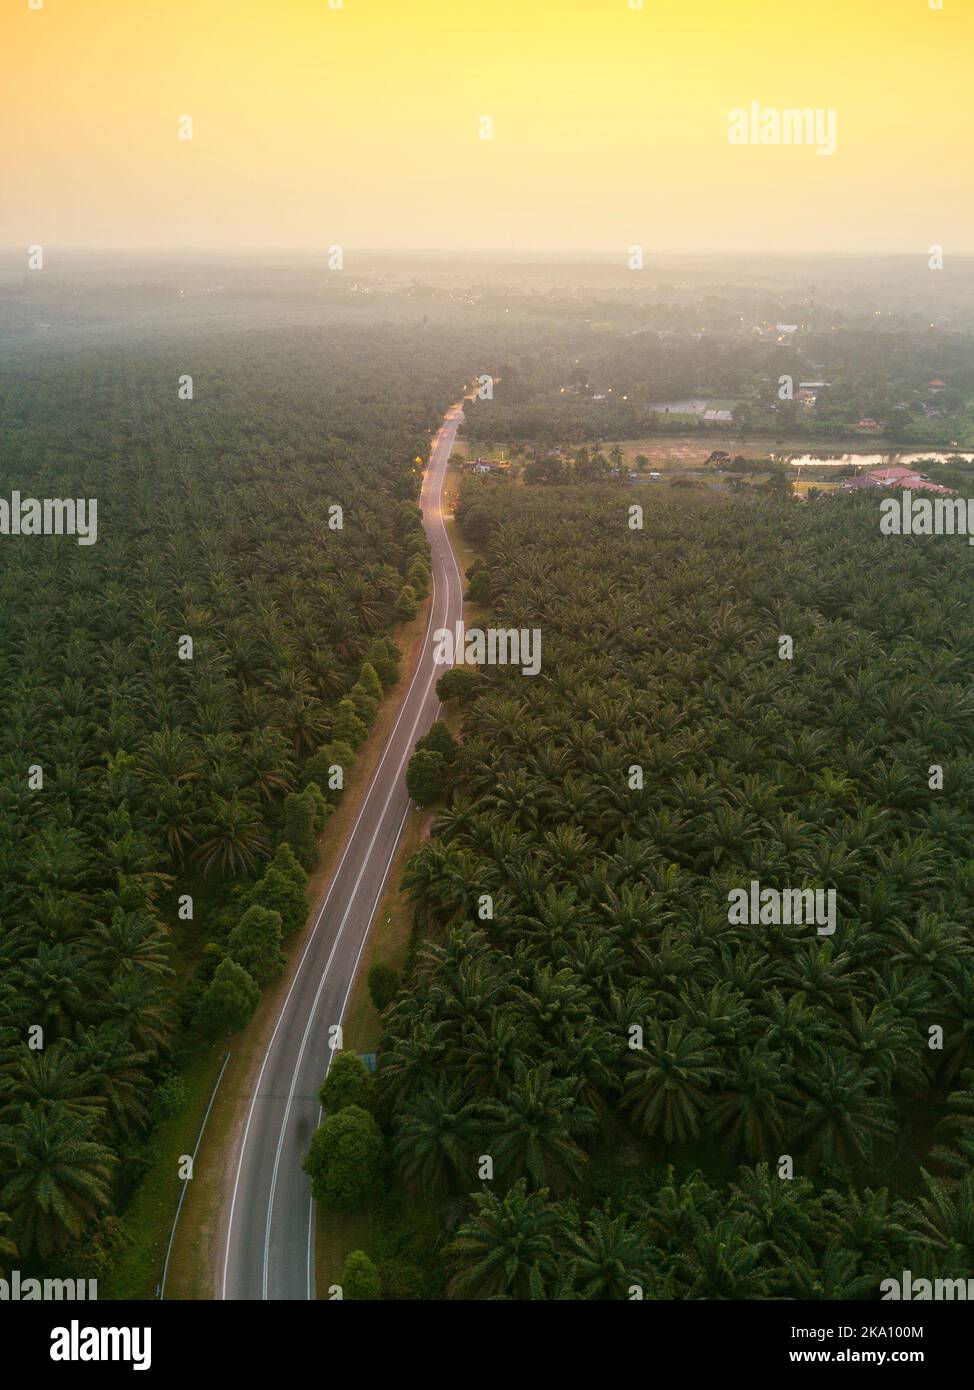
[302,742,354,800]
[407,558,430,598]
[394,585,419,622]
[340,1249,381,1300]
[303,1105,384,1211]
[267,841,307,892]
[415,721,458,763]
[281,788,326,869]
[244,865,307,936]
[368,962,399,1012]
[227,905,285,985]
[200,959,260,1036]
[465,567,491,604]
[435,668,482,704]
[406,749,448,806]
[358,662,383,702]
[318,1052,375,1113]
[304,781,330,832]
[348,682,379,726]
[333,698,368,748]
[367,638,401,687]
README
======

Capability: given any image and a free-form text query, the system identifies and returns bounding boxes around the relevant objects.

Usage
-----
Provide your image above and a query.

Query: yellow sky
[1,0,970,253]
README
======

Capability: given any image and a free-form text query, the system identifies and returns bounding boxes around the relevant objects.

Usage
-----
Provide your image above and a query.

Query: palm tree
[0,1044,100,1127]
[377,1020,448,1109]
[905,1169,974,1265]
[480,1061,596,1192]
[11,945,89,1035]
[0,1105,115,1259]
[444,1180,562,1299]
[623,1022,719,1144]
[454,1011,524,1096]
[568,1210,647,1299]
[793,1053,897,1167]
[673,1213,771,1299]
[75,1025,152,1135]
[708,1047,793,1158]
[778,1240,875,1300]
[0,1211,16,1279]
[392,1079,480,1193]
[194,796,269,876]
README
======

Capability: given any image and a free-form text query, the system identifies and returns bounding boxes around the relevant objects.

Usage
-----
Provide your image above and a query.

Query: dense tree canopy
[375,478,974,1298]
[0,322,462,1269]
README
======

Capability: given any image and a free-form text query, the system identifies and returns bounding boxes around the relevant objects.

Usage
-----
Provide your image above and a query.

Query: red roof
[867,466,921,482]
[928,379,946,388]
[891,478,956,494]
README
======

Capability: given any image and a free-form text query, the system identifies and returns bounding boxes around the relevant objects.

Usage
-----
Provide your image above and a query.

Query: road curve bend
[221,400,466,1300]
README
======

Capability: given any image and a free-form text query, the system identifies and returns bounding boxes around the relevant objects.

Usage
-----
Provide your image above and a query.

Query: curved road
[221,399,466,1300]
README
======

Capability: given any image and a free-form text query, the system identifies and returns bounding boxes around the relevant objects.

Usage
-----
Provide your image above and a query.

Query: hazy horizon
[4,0,971,256]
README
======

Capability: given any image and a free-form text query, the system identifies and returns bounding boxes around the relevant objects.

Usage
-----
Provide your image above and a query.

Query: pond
[783,451,974,468]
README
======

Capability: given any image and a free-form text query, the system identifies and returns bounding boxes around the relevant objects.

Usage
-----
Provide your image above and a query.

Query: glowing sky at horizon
[2,0,970,254]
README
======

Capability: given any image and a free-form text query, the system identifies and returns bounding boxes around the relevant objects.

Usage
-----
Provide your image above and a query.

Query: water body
[784,451,974,468]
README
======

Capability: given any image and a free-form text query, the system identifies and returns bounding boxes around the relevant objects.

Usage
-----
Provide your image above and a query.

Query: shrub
[154,1073,189,1122]
[367,962,399,1012]
[465,567,491,603]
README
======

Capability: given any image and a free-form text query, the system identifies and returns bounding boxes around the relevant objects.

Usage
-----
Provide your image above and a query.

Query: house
[842,465,956,496]
[855,418,883,433]
[796,389,817,405]
[704,409,734,424]
[839,474,883,490]
[868,466,920,484]
[890,477,956,495]
[470,457,511,475]
[928,379,946,393]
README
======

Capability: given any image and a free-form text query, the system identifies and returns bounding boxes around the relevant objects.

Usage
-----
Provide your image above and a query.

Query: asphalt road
[221,400,466,1300]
